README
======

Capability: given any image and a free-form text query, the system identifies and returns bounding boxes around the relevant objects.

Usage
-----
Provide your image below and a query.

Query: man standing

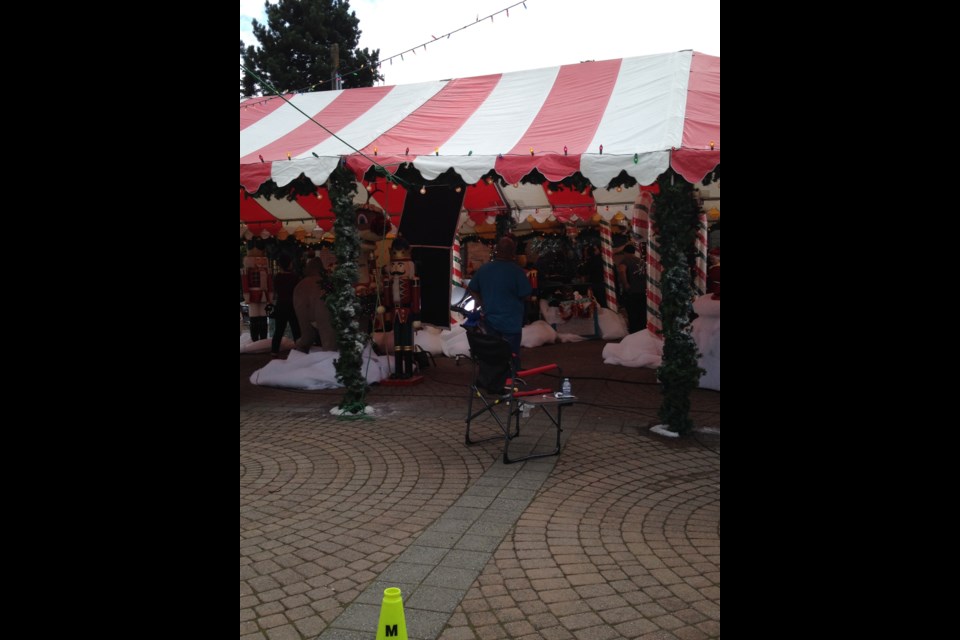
[468,237,532,370]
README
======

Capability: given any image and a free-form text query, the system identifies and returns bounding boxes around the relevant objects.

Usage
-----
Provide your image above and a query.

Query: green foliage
[246,175,319,200]
[241,0,383,96]
[495,210,516,239]
[603,170,638,191]
[326,164,368,414]
[652,169,705,435]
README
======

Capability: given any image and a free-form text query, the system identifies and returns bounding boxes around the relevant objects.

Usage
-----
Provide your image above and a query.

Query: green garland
[652,169,705,435]
[327,164,368,415]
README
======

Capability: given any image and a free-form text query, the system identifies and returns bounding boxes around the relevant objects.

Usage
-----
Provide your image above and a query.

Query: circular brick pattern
[240,412,493,639]
[442,433,721,639]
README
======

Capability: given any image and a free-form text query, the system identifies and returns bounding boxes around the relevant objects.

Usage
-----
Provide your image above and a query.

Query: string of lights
[240,1,528,101]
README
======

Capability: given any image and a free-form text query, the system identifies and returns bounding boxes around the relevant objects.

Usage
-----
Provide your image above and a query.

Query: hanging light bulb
[391,182,398,190]
[616,186,622,192]
[420,186,427,194]
[316,191,323,200]
[455,185,462,193]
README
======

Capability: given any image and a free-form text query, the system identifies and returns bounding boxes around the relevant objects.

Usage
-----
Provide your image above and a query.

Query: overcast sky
[240,0,719,89]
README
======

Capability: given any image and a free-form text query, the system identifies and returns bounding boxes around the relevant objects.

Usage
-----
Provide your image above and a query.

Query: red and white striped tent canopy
[239,50,719,234]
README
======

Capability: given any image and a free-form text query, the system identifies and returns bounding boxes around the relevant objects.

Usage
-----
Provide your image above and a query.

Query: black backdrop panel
[412,247,452,327]
[397,187,464,246]
[398,186,465,327]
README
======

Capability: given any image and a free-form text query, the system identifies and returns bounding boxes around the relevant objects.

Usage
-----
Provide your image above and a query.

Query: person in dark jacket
[270,254,301,357]
[617,243,647,333]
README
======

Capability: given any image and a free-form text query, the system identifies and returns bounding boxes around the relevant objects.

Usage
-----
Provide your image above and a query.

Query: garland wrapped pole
[651,169,704,436]
[327,163,367,415]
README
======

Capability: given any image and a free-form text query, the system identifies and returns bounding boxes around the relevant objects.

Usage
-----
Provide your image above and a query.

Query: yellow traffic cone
[375,587,408,640]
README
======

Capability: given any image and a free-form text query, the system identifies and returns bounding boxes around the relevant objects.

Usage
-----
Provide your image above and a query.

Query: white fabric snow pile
[372,325,447,357]
[415,325,445,355]
[522,320,558,347]
[441,325,471,359]
[249,345,391,390]
[601,329,664,368]
[597,307,628,340]
[601,295,720,391]
[240,333,295,354]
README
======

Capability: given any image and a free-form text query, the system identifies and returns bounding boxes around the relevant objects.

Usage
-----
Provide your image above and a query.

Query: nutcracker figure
[241,239,272,341]
[383,236,421,379]
[356,204,392,334]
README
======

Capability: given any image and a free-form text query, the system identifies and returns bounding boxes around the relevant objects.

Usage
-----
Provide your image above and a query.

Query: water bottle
[561,378,572,398]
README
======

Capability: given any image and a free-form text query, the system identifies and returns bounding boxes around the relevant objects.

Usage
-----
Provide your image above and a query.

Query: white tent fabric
[240,51,719,195]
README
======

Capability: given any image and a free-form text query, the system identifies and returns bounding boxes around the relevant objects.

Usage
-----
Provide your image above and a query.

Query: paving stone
[241,344,720,640]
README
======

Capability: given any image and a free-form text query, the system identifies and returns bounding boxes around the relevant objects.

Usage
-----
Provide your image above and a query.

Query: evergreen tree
[241,0,382,96]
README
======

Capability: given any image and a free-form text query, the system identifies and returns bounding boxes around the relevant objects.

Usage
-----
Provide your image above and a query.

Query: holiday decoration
[598,220,618,312]
[450,235,463,324]
[651,169,703,435]
[384,235,421,380]
[326,164,367,414]
[694,211,708,296]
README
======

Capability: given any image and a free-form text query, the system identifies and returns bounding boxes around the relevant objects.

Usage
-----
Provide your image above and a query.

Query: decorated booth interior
[240,50,719,414]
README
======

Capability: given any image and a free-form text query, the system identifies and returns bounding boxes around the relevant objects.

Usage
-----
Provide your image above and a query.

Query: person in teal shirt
[468,237,532,370]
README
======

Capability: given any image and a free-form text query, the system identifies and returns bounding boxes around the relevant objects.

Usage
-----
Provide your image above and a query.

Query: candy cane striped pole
[632,190,651,246]
[451,234,463,288]
[450,234,463,325]
[631,211,646,246]
[634,191,660,335]
[694,211,708,296]
[599,220,618,312]
[646,218,663,337]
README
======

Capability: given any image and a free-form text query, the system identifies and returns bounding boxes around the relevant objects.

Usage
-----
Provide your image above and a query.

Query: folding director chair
[464,329,574,464]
